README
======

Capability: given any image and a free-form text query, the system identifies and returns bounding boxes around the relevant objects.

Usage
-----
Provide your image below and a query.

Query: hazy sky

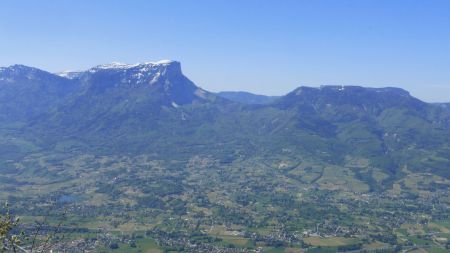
[1,0,450,102]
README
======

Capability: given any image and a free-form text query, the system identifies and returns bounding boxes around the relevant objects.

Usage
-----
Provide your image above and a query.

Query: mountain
[0,65,80,160]
[216,91,279,104]
[273,85,450,179]
[1,61,449,186]
[71,60,217,105]
[2,61,241,157]
[0,65,77,121]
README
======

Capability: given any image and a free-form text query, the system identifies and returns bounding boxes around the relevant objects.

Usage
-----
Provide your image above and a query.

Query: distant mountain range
[216,91,279,104]
[1,60,450,188]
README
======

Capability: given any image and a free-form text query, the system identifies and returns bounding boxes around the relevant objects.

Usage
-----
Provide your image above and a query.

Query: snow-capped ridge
[49,60,180,79]
[92,60,177,71]
[145,59,175,65]
[95,62,139,70]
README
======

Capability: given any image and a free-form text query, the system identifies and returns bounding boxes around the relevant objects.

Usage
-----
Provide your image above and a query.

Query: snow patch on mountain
[150,72,161,85]
[56,70,83,79]
[195,89,207,98]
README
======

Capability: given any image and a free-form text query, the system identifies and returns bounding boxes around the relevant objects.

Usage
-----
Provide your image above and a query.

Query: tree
[109,242,119,249]
[1,202,66,253]
[1,202,22,252]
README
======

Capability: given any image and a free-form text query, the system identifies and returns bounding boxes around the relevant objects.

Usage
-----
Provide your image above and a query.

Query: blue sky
[1,0,450,102]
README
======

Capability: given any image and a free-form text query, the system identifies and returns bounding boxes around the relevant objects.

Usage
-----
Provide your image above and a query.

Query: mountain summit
[64,60,216,106]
